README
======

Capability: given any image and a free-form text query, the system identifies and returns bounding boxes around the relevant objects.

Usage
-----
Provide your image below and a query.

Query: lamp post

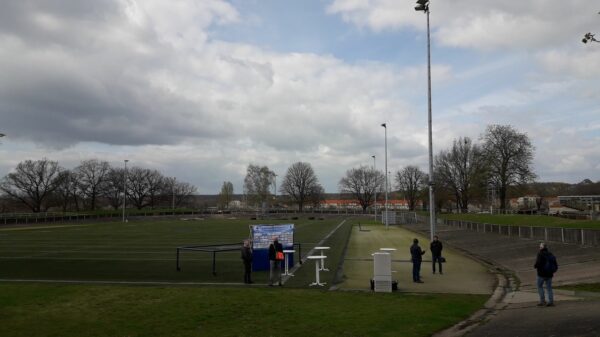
[372,155,377,221]
[381,123,388,229]
[172,177,176,211]
[415,0,436,240]
[122,159,129,222]
[273,173,277,210]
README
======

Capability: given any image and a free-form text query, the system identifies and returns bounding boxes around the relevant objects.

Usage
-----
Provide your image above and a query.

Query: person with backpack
[534,242,558,307]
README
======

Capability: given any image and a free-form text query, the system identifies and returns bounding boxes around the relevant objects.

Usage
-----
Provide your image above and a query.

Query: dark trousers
[432,255,443,273]
[412,260,422,282]
[243,261,252,283]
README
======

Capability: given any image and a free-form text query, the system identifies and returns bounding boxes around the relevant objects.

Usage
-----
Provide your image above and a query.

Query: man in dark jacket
[430,235,443,274]
[410,238,426,283]
[268,236,284,286]
[241,239,253,284]
[534,242,557,306]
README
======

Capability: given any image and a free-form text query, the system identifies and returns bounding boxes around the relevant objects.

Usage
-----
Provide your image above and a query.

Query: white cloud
[327,0,598,51]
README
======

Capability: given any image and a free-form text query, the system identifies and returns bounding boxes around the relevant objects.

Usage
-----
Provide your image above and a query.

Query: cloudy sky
[1,0,599,194]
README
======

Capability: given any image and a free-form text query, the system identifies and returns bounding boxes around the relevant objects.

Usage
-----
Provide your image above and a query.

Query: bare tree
[434,137,487,213]
[127,167,152,210]
[243,164,274,207]
[173,181,197,208]
[75,159,111,211]
[145,170,165,209]
[280,162,322,212]
[308,184,326,209]
[0,159,63,212]
[218,181,234,209]
[102,168,125,210]
[339,166,385,212]
[481,125,536,210]
[55,170,80,212]
[395,165,427,211]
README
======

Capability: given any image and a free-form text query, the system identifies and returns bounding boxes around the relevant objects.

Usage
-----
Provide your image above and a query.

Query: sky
[0,0,599,194]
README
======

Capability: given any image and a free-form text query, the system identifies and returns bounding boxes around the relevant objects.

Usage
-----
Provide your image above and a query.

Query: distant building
[320,199,410,210]
[558,195,600,212]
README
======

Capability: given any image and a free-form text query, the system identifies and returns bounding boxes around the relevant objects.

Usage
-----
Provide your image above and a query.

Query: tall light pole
[415,0,436,240]
[122,159,129,222]
[273,173,277,209]
[172,177,176,210]
[381,123,388,229]
[372,155,377,221]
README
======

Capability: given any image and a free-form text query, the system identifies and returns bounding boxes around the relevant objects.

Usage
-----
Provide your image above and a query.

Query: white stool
[282,249,295,276]
[314,246,330,271]
[308,255,327,286]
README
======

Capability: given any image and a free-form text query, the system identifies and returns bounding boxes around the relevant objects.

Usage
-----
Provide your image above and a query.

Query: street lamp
[372,155,377,221]
[273,173,277,210]
[381,123,388,229]
[415,0,436,240]
[122,159,129,222]
[172,177,176,211]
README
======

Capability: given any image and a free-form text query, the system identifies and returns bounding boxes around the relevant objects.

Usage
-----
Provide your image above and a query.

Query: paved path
[405,223,600,337]
[339,225,495,294]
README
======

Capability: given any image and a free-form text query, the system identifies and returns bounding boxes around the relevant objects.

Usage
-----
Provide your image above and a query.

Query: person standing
[241,239,253,284]
[430,235,443,274]
[268,236,284,286]
[534,242,558,306]
[410,238,426,283]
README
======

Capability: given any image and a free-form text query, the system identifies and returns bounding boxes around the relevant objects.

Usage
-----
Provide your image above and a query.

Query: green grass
[0,283,487,337]
[439,214,600,229]
[556,283,600,293]
[0,217,347,284]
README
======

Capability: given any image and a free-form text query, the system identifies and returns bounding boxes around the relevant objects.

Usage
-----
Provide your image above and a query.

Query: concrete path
[339,225,495,294]
[405,223,600,337]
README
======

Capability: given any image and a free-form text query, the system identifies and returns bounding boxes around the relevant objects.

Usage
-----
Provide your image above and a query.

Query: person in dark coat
[268,236,284,286]
[534,242,557,306]
[410,238,426,283]
[241,239,253,284]
[430,235,443,274]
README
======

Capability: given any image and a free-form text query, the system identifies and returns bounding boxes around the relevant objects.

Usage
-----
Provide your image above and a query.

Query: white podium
[308,255,327,286]
[314,246,330,271]
[283,249,295,276]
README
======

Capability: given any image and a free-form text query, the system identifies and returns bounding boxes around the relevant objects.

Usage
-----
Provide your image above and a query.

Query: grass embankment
[557,283,600,293]
[0,283,486,337]
[438,214,600,229]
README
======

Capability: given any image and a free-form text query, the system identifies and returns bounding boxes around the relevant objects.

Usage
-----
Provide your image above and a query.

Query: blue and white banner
[250,224,295,271]
[250,224,294,249]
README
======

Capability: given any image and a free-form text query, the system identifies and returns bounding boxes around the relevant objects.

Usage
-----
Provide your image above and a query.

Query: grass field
[0,283,487,337]
[0,217,490,336]
[0,217,350,285]
[439,214,600,229]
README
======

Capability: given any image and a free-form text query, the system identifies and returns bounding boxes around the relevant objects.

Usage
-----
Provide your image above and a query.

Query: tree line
[0,159,196,213]
[215,124,538,213]
[339,124,537,213]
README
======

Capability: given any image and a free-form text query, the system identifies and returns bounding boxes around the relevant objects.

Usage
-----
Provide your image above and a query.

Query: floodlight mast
[372,155,377,221]
[415,0,436,241]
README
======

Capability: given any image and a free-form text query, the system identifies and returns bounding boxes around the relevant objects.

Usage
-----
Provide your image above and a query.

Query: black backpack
[543,253,558,274]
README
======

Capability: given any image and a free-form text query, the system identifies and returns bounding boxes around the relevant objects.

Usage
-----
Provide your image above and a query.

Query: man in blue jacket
[534,242,558,307]
[410,238,426,283]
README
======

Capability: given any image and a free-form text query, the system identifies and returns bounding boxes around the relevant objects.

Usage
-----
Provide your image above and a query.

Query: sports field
[0,217,347,285]
[0,217,489,336]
